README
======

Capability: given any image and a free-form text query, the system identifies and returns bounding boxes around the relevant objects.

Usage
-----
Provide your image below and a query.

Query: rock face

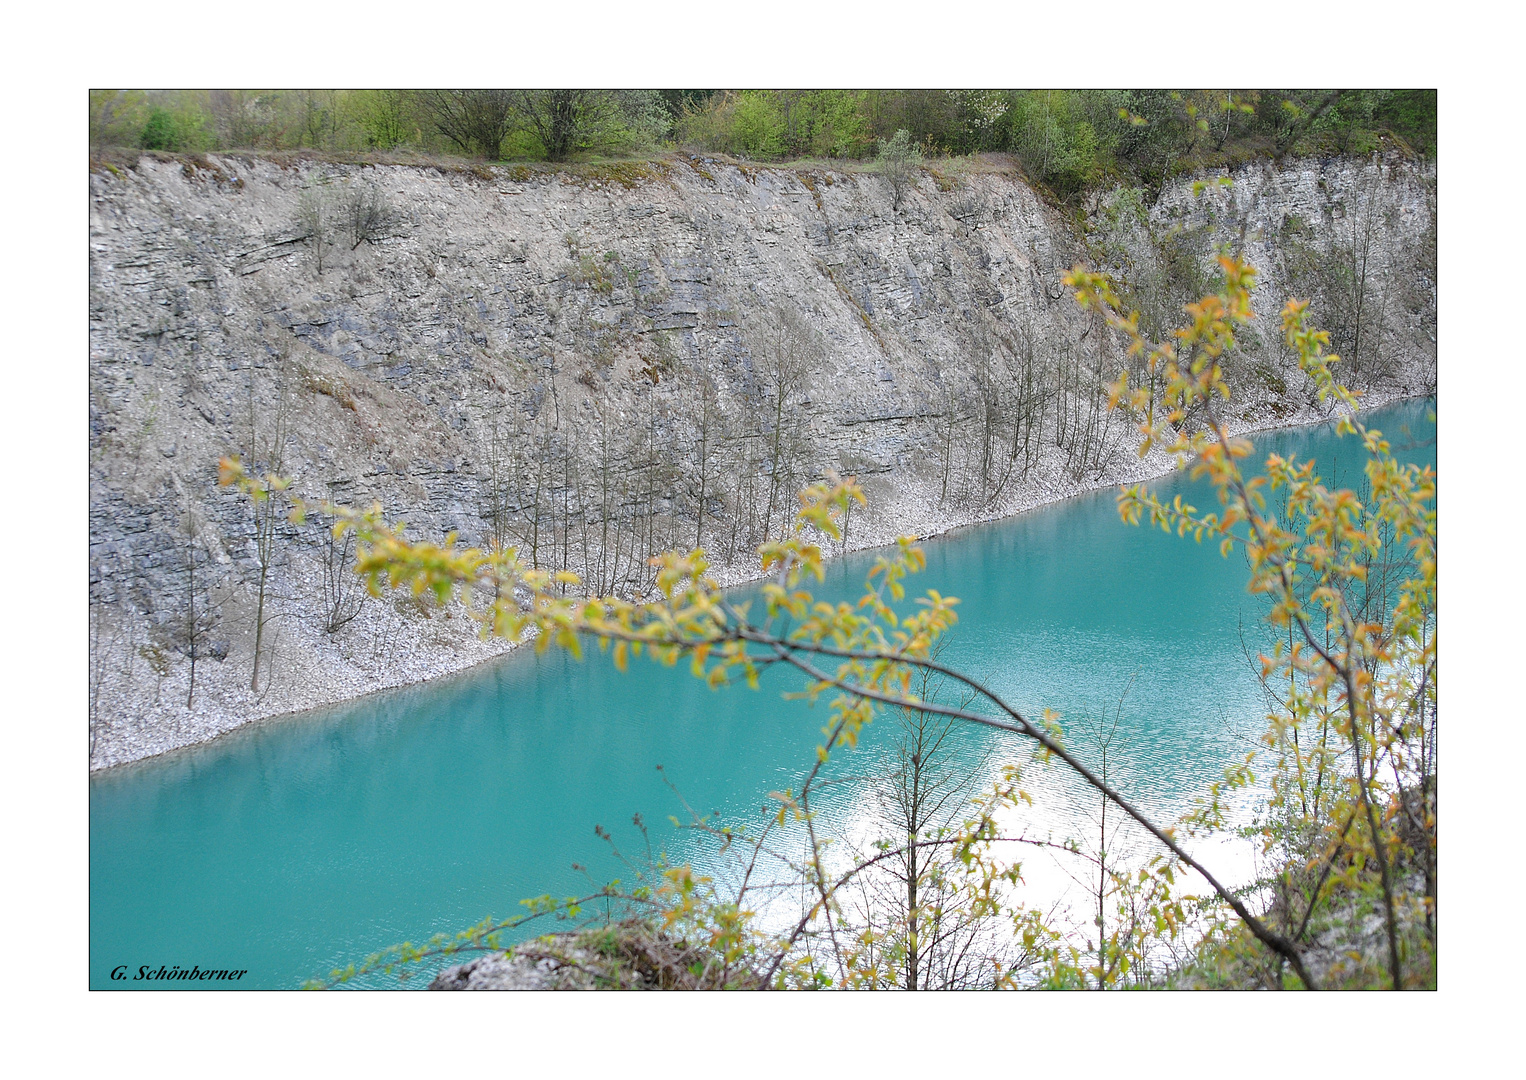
[428,943,639,991]
[426,923,758,989]
[88,151,1436,769]
[429,948,607,991]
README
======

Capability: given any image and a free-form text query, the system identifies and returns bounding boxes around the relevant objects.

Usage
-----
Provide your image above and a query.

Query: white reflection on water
[670,718,1273,984]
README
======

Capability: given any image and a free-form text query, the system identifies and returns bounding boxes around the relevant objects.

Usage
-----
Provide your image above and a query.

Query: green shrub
[1007,92,1105,198]
[140,107,179,151]
[1375,89,1437,156]
[139,103,212,153]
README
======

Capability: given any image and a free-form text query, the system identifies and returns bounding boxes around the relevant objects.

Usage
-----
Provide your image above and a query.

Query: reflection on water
[90,400,1435,988]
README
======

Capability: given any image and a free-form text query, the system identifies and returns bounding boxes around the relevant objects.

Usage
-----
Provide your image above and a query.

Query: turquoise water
[89,400,1435,989]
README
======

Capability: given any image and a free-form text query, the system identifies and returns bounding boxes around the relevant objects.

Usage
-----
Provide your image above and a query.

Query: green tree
[137,100,213,153]
[348,89,416,150]
[208,89,282,149]
[773,90,869,157]
[419,89,514,159]
[91,90,148,147]
[139,107,180,151]
[727,91,786,159]
[1008,90,1103,198]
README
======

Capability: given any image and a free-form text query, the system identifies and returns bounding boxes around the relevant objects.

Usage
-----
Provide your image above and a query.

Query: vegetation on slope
[91,89,1436,200]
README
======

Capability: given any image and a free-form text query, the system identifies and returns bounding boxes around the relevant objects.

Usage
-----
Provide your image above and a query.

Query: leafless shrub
[295,182,339,276]
[876,129,922,211]
[321,524,365,634]
[343,183,401,250]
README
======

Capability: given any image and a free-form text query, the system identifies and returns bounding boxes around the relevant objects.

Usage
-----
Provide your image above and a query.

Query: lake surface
[89,400,1435,989]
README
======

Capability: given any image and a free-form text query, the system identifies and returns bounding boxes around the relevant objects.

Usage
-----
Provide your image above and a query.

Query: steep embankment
[88,151,1435,769]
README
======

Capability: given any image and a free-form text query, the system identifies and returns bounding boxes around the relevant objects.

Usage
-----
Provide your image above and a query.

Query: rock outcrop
[427,922,758,989]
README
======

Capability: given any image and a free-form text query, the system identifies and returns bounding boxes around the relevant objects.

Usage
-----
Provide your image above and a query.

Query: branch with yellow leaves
[1064,256,1435,989]
[219,454,1320,988]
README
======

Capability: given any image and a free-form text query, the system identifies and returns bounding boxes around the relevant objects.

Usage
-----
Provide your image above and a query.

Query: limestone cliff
[87,151,1436,768]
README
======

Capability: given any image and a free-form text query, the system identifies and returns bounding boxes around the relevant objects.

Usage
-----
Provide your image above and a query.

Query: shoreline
[90,389,1432,775]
